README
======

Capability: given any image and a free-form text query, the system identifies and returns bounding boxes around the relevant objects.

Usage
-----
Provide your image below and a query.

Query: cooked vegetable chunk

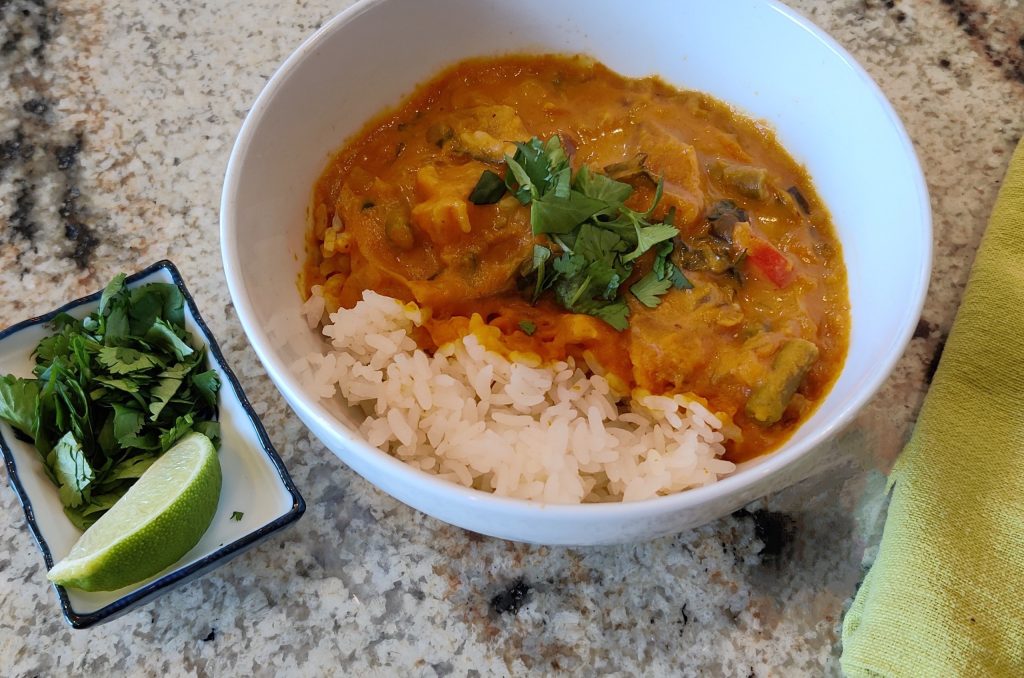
[603,153,651,182]
[716,162,771,201]
[745,339,820,425]
[384,210,415,251]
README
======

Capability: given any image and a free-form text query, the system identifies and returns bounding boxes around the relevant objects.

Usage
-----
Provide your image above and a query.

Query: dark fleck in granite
[913,318,935,340]
[734,509,797,563]
[490,579,531,616]
[1,0,107,276]
[54,134,101,268]
[22,98,50,117]
[1,0,1022,676]
[941,0,1024,83]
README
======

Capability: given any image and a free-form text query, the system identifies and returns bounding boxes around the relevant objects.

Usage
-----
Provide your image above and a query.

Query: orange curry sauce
[303,55,850,462]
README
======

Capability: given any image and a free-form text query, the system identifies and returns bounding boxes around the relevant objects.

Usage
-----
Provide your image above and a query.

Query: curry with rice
[303,54,850,463]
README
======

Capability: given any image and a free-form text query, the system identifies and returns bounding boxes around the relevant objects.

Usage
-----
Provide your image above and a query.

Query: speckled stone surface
[1,1,1021,675]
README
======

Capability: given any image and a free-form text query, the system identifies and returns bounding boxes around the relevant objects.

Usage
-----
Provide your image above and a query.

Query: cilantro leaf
[112,402,145,440]
[0,375,39,439]
[127,286,163,336]
[468,170,507,205]
[145,318,195,361]
[81,492,126,516]
[587,261,623,301]
[644,176,665,217]
[95,410,117,456]
[34,332,72,365]
[552,252,587,278]
[623,223,678,263]
[528,245,553,302]
[518,320,537,336]
[499,136,571,205]
[551,166,571,199]
[157,284,186,328]
[505,155,536,204]
[64,489,127,529]
[230,511,244,521]
[99,277,133,345]
[590,212,642,245]
[120,432,161,451]
[531,190,608,235]
[104,454,158,482]
[668,265,693,290]
[193,420,221,448]
[511,139,549,186]
[652,240,673,280]
[191,370,220,407]
[94,375,143,395]
[573,165,633,203]
[98,274,126,315]
[103,301,131,345]
[49,312,82,333]
[542,135,568,169]
[630,271,673,308]
[529,244,552,271]
[159,413,194,451]
[515,137,566,193]
[51,432,93,508]
[97,346,162,374]
[574,223,629,264]
[62,505,93,531]
[148,371,184,420]
[579,299,630,331]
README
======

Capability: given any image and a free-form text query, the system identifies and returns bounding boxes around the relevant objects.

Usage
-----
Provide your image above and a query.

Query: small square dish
[0,260,305,628]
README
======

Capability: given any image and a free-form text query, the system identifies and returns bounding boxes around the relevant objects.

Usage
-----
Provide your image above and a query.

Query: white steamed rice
[293,288,736,503]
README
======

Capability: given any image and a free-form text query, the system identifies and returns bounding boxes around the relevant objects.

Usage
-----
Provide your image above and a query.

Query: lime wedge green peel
[48,432,222,592]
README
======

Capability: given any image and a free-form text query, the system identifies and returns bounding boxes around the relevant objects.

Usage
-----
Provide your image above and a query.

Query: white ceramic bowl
[221,0,931,545]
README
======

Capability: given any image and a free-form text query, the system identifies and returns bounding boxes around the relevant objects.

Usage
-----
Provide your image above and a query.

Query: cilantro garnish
[469,136,691,330]
[518,320,537,336]
[230,511,244,521]
[0,274,221,530]
[629,272,674,308]
[468,170,506,205]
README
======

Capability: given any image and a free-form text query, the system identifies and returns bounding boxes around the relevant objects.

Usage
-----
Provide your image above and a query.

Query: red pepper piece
[747,241,794,287]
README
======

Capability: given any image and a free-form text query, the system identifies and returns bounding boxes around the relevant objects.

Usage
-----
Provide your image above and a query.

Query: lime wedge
[48,432,222,592]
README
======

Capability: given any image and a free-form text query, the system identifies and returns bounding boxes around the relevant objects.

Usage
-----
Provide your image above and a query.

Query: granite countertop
[1,0,1022,675]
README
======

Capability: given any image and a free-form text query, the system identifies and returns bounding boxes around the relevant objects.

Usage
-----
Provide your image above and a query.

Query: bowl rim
[220,0,932,519]
[0,260,306,628]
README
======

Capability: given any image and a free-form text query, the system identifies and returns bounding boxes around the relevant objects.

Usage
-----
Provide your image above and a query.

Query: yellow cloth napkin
[840,138,1024,676]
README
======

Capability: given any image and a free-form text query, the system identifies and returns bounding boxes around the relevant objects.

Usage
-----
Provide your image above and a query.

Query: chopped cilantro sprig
[469,136,691,330]
[0,274,221,529]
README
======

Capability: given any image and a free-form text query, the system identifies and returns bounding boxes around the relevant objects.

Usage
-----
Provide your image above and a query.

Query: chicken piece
[403,162,535,306]
[411,164,481,245]
[405,226,534,307]
[632,123,705,227]
[427,105,531,162]
[627,274,741,392]
[713,330,789,388]
[333,172,441,304]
